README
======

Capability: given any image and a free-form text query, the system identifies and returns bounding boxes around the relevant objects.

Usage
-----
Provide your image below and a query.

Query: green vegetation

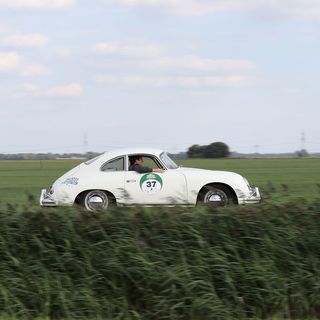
[0,158,320,319]
[187,142,230,158]
[178,158,320,201]
[0,160,80,206]
[0,158,319,206]
[0,201,320,319]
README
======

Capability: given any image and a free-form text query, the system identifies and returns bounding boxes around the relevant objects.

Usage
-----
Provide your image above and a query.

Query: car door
[124,169,188,205]
[100,156,126,202]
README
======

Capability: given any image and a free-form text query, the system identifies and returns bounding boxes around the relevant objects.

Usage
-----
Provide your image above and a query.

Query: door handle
[126,179,136,183]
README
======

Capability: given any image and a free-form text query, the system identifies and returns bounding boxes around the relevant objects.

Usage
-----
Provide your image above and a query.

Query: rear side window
[101,157,124,172]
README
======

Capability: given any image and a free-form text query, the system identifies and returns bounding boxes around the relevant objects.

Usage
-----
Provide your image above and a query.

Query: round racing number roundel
[140,173,163,195]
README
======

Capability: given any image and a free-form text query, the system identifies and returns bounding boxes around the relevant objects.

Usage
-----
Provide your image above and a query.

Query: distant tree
[204,142,230,158]
[85,152,101,160]
[296,149,309,158]
[187,142,230,158]
[187,144,205,158]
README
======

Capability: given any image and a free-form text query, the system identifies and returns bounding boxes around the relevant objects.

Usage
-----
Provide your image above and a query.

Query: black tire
[198,186,230,207]
[82,190,110,211]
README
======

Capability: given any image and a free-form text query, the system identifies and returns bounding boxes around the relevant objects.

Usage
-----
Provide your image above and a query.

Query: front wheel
[82,190,110,211]
[198,186,230,207]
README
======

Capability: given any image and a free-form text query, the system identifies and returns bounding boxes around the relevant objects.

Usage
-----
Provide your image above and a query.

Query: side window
[101,157,124,172]
[142,156,161,169]
[128,154,163,170]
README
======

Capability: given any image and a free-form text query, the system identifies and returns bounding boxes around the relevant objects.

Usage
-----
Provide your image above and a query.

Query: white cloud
[176,75,252,87]
[56,48,76,58]
[112,0,320,19]
[2,33,48,48]
[147,56,256,72]
[22,82,83,97]
[0,51,51,76]
[92,39,255,73]
[0,0,75,10]
[95,74,252,88]
[20,63,51,76]
[0,51,21,71]
[273,0,320,19]
[91,40,256,88]
[46,83,83,97]
[22,83,39,95]
[93,41,168,58]
[114,0,246,15]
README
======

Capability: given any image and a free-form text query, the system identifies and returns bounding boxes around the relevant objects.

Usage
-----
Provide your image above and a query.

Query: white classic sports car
[40,148,261,211]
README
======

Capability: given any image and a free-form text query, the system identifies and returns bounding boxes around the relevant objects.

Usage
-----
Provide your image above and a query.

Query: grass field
[178,158,320,201]
[0,157,319,206]
[1,158,320,319]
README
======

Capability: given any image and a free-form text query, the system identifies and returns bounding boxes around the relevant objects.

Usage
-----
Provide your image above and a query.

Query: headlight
[48,186,54,194]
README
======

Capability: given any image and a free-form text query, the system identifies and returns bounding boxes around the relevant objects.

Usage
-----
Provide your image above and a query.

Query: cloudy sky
[0,0,319,154]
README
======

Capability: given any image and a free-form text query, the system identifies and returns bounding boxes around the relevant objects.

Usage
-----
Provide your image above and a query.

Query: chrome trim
[243,187,261,204]
[40,188,57,207]
[85,191,109,211]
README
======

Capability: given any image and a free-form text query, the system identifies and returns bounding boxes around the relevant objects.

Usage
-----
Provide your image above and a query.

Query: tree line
[0,142,231,160]
[0,152,100,161]
[187,142,230,158]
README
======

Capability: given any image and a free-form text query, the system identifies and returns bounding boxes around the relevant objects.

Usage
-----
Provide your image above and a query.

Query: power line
[83,133,88,154]
[301,131,306,150]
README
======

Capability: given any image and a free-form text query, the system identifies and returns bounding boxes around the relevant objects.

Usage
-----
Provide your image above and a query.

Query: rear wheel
[82,190,110,211]
[198,186,230,207]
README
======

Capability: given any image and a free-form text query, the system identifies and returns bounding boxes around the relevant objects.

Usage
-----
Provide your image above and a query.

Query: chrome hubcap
[204,190,227,206]
[208,194,222,202]
[86,192,108,211]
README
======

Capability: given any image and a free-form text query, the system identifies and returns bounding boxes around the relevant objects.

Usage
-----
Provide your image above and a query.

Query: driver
[128,155,164,174]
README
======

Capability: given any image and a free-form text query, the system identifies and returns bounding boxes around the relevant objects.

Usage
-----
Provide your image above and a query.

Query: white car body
[40,148,261,210]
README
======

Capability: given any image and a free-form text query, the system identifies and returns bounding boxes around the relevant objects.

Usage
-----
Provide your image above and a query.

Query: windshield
[160,152,178,169]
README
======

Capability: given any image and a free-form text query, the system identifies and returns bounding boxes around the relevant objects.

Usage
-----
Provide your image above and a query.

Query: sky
[0,0,319,154]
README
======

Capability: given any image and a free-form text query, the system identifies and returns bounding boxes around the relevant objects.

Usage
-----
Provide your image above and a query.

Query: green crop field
[1,158,320,319]
[0,159,81,206]
[178,158,320,201]
[0,157,319,206]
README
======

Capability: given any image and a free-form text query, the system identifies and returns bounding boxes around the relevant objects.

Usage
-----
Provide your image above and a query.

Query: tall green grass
[1,200,320,319]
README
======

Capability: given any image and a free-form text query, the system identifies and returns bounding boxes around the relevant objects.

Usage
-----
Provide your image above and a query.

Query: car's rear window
[101,157,125,172]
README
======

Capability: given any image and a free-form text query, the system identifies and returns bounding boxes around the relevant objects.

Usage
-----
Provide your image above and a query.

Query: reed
[0,200,319,319]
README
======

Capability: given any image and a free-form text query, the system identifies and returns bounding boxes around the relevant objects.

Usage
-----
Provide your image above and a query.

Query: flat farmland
[0,159,81,206]
[178,158,320,200]
[1,158,320,320]
[0,158,319,206]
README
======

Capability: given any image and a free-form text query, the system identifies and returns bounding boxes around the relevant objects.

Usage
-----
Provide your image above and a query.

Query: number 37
[146,181,156,188]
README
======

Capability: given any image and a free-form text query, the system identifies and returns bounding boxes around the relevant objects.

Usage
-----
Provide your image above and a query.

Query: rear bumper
[40,189,57,207]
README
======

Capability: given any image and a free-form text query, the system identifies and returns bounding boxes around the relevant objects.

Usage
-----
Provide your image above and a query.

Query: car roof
[88,148,165,166]
[102,147,164,158]
[84,148,166,168]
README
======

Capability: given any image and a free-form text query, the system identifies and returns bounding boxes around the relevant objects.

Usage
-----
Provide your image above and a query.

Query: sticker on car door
[140,173,163,194]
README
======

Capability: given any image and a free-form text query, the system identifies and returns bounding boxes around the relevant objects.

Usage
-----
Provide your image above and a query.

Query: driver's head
[129,155,143,165]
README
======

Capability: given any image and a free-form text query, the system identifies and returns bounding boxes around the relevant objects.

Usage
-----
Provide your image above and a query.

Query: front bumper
[243,187,261,204]
[40,188,57,207]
